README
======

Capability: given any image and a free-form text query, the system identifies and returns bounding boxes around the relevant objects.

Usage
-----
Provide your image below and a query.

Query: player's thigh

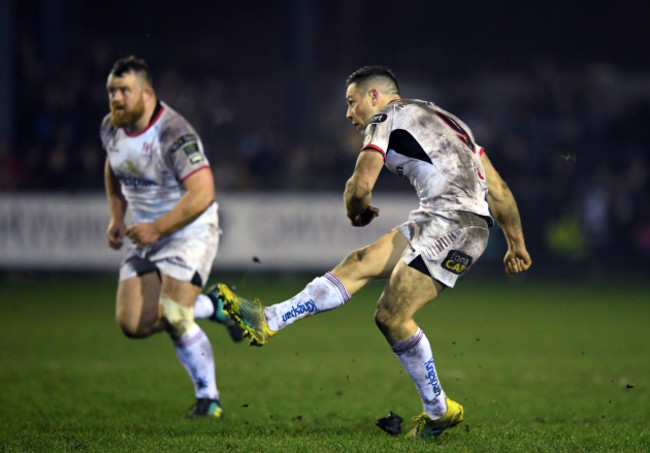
[115,272,162,334]
[160,274,202,307]
[377,258,445,323]
[333,229,409,289]
[152,228,217,304]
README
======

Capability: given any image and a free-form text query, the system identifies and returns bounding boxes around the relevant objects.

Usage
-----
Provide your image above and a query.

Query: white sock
[173,323,219,400]
[264,272,351,332]
[194,294,214,319]
[392,328,447,418]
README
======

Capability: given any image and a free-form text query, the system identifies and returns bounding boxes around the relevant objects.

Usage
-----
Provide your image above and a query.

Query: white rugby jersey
[362,99,491,219]
[100,101,214,225]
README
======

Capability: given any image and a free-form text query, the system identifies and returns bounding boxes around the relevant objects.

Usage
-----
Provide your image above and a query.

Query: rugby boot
[206,284,245,343]
[216,283,276,346]
[186,398,223,419]
[406,397,464,439]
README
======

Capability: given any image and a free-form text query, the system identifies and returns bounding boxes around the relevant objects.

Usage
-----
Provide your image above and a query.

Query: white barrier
[0,192,417,271]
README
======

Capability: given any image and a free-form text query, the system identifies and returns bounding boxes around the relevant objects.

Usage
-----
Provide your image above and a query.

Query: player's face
[106,71,147,129]
[346,83,376,131]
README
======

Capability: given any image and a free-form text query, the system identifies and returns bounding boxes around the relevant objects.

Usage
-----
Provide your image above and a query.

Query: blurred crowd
[2,35,649,275]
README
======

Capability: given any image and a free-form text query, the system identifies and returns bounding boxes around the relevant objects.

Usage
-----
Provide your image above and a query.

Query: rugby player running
[102,56,241,419]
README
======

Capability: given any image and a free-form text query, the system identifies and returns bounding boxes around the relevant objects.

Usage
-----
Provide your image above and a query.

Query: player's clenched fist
[350,205,379,227]
[503,248,532,276]
[107,219,126,249]
[126,223,161,248]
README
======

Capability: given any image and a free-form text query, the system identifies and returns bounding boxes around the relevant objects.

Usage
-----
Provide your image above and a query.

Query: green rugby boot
[216,283,276,346]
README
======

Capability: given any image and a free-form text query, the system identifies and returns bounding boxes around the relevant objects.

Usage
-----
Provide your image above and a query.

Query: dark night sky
[26,0,650,77]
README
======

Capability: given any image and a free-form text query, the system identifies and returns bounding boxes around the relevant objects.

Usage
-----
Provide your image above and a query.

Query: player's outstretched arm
[104,158,128,249]
[344,149,384,227]
[126,167,215,247]
[481,153,532,276]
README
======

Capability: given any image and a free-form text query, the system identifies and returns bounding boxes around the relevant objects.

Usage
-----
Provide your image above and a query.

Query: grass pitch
[0,272,648,452]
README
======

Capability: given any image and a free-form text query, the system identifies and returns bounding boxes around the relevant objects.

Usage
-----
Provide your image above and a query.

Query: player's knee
[374,303,398,333]
[374,295,410,335]
[116,316,148,339]
[336,246,371,277]
[159,293,195,339]
[374,305,393,333]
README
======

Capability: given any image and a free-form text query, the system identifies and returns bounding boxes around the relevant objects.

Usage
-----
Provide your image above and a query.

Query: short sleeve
[361,111,392,159]
[163,120,209,182]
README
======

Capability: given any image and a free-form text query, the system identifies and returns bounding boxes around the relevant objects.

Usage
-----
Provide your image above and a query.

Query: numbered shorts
[119,210,220,289]
[396,211,490,288]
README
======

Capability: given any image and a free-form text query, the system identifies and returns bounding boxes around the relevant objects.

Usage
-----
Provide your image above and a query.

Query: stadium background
[1,0,649,275]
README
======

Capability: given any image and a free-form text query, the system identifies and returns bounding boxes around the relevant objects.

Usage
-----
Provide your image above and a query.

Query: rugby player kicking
[216,66,531,438]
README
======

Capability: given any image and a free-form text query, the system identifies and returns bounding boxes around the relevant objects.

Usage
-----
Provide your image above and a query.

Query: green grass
[1,272,649,452]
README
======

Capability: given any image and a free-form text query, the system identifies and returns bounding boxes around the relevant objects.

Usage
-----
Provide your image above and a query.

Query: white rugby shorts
[397,211,490,288]
[119,216,220,288]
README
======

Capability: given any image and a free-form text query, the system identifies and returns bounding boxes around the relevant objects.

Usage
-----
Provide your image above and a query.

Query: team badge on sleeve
[182,141,204,165]
[170,134,196,154]
[169,133,204,165]
[441,250,473,275]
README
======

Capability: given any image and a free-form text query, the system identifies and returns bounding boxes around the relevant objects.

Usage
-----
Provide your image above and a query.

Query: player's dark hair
[346,65,399,94]
[110,55,154,87]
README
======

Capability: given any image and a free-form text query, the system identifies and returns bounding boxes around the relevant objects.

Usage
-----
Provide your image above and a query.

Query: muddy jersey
[362,99,491,220]
[100,101,215,225]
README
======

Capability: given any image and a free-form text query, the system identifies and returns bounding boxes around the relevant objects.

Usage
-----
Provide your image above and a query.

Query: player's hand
[126,222,161,248]
[504,247,532,276]
[350,205,379,227]
[107,219,126,249]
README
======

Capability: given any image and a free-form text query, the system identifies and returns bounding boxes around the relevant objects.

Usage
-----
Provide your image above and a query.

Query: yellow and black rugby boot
[216,283,276,346]
[406,397,464,439]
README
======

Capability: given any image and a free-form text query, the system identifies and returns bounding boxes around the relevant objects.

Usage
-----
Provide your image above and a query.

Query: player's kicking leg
[217,272,350,346]
[216,270,356,346]
[218,273,355,346]
[219,230,408,345]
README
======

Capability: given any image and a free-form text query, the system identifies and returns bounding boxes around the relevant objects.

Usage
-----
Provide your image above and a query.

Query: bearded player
[101,55,240,418]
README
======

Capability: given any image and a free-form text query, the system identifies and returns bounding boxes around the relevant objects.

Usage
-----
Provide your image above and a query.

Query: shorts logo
[441,250,472,275]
